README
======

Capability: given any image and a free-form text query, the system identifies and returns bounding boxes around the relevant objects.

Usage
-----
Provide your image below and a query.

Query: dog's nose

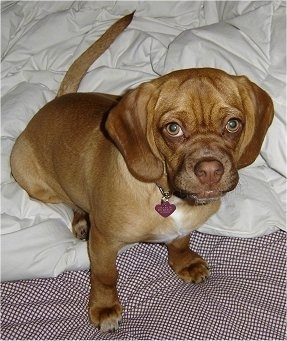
[194,159,224,185]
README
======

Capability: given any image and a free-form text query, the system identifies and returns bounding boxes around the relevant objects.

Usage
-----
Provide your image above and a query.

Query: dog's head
[106,68,274,204]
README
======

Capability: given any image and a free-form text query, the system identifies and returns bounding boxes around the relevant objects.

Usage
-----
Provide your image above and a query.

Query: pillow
[198,166,286,237]
[1,205,90,281]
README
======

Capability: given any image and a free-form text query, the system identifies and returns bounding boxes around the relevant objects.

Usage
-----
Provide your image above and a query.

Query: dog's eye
[166,123,183,137]
[225,119,241,133]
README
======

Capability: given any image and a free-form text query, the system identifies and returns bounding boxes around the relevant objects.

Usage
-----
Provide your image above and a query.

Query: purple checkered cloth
[1,230,286,340]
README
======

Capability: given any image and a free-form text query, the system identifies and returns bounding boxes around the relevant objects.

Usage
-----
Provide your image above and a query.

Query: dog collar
[155,184,176,217]
[173,191,188,199]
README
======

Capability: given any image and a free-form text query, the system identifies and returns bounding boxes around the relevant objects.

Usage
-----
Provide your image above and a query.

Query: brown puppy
[10,13,274,331]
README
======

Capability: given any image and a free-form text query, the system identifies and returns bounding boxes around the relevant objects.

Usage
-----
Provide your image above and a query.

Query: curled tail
[57,12,134,97]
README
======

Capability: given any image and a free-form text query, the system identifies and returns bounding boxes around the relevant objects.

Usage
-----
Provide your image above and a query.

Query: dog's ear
[105,83,164,182]
[236,77,274,169]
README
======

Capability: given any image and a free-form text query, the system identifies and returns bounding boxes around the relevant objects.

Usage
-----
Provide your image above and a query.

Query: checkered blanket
[1,230,286,340]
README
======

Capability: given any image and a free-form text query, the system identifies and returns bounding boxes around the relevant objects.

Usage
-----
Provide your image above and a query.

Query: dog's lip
[173,190,224,204]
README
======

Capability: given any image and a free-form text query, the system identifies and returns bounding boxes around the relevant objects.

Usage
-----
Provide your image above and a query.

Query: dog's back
[10,13,134,205]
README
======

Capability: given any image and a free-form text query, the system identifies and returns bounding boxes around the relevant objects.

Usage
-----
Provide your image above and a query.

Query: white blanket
[1,1,286,281]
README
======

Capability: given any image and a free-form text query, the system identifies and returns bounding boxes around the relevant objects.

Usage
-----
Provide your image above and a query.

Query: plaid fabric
[1,230,286,340]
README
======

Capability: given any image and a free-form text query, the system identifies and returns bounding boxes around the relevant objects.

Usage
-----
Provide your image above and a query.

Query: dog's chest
[150,209,191,243]
[146,198,215,244]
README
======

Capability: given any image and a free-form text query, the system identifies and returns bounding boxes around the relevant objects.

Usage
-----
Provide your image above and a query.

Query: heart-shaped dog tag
[155,201,176,217]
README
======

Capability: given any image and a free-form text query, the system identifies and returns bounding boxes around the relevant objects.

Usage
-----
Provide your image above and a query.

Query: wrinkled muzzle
[167,137,239,204]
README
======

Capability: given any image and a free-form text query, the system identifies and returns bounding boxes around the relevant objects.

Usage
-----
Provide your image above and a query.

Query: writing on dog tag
[155,200,176,217]
[155,184,176,217]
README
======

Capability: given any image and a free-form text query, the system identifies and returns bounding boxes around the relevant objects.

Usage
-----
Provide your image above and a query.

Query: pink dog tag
[155,201,176,217]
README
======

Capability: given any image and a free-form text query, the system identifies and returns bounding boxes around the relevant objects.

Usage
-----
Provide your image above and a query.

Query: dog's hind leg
[72,209,90,240]
[10,136,72,205]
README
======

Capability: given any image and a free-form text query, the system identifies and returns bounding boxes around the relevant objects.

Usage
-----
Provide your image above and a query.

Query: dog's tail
[57,12,134,97]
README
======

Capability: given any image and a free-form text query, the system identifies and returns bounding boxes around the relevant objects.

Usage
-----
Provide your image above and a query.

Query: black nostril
[194,159,224,185]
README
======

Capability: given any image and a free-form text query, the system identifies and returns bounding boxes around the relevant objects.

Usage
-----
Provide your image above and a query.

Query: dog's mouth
[173,190,224,205]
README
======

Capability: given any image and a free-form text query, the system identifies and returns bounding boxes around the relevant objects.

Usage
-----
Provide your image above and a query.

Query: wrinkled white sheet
[1,1,286,281]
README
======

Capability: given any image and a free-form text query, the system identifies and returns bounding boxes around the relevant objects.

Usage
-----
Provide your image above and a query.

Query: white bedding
[1,1,286,281]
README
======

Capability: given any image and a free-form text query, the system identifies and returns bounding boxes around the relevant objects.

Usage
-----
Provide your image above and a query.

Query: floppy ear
[105,83,164,182]
[236,77,274,169]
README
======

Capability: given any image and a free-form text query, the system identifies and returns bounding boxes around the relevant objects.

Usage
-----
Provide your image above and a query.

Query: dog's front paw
[168,238,210,284]
[175,257,210,283]
[89,303,122,332]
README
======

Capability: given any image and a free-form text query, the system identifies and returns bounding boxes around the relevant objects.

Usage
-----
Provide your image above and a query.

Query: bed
[1,1,286,339]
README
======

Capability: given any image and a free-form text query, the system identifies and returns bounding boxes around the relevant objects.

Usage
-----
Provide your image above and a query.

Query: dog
[10,13,274,332]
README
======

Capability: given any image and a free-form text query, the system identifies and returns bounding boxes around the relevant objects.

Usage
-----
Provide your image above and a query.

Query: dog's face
[106,68,274,203]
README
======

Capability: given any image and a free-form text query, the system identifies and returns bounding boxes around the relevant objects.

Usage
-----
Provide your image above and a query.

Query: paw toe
[89,304,122,332]
[179,259,210,283]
